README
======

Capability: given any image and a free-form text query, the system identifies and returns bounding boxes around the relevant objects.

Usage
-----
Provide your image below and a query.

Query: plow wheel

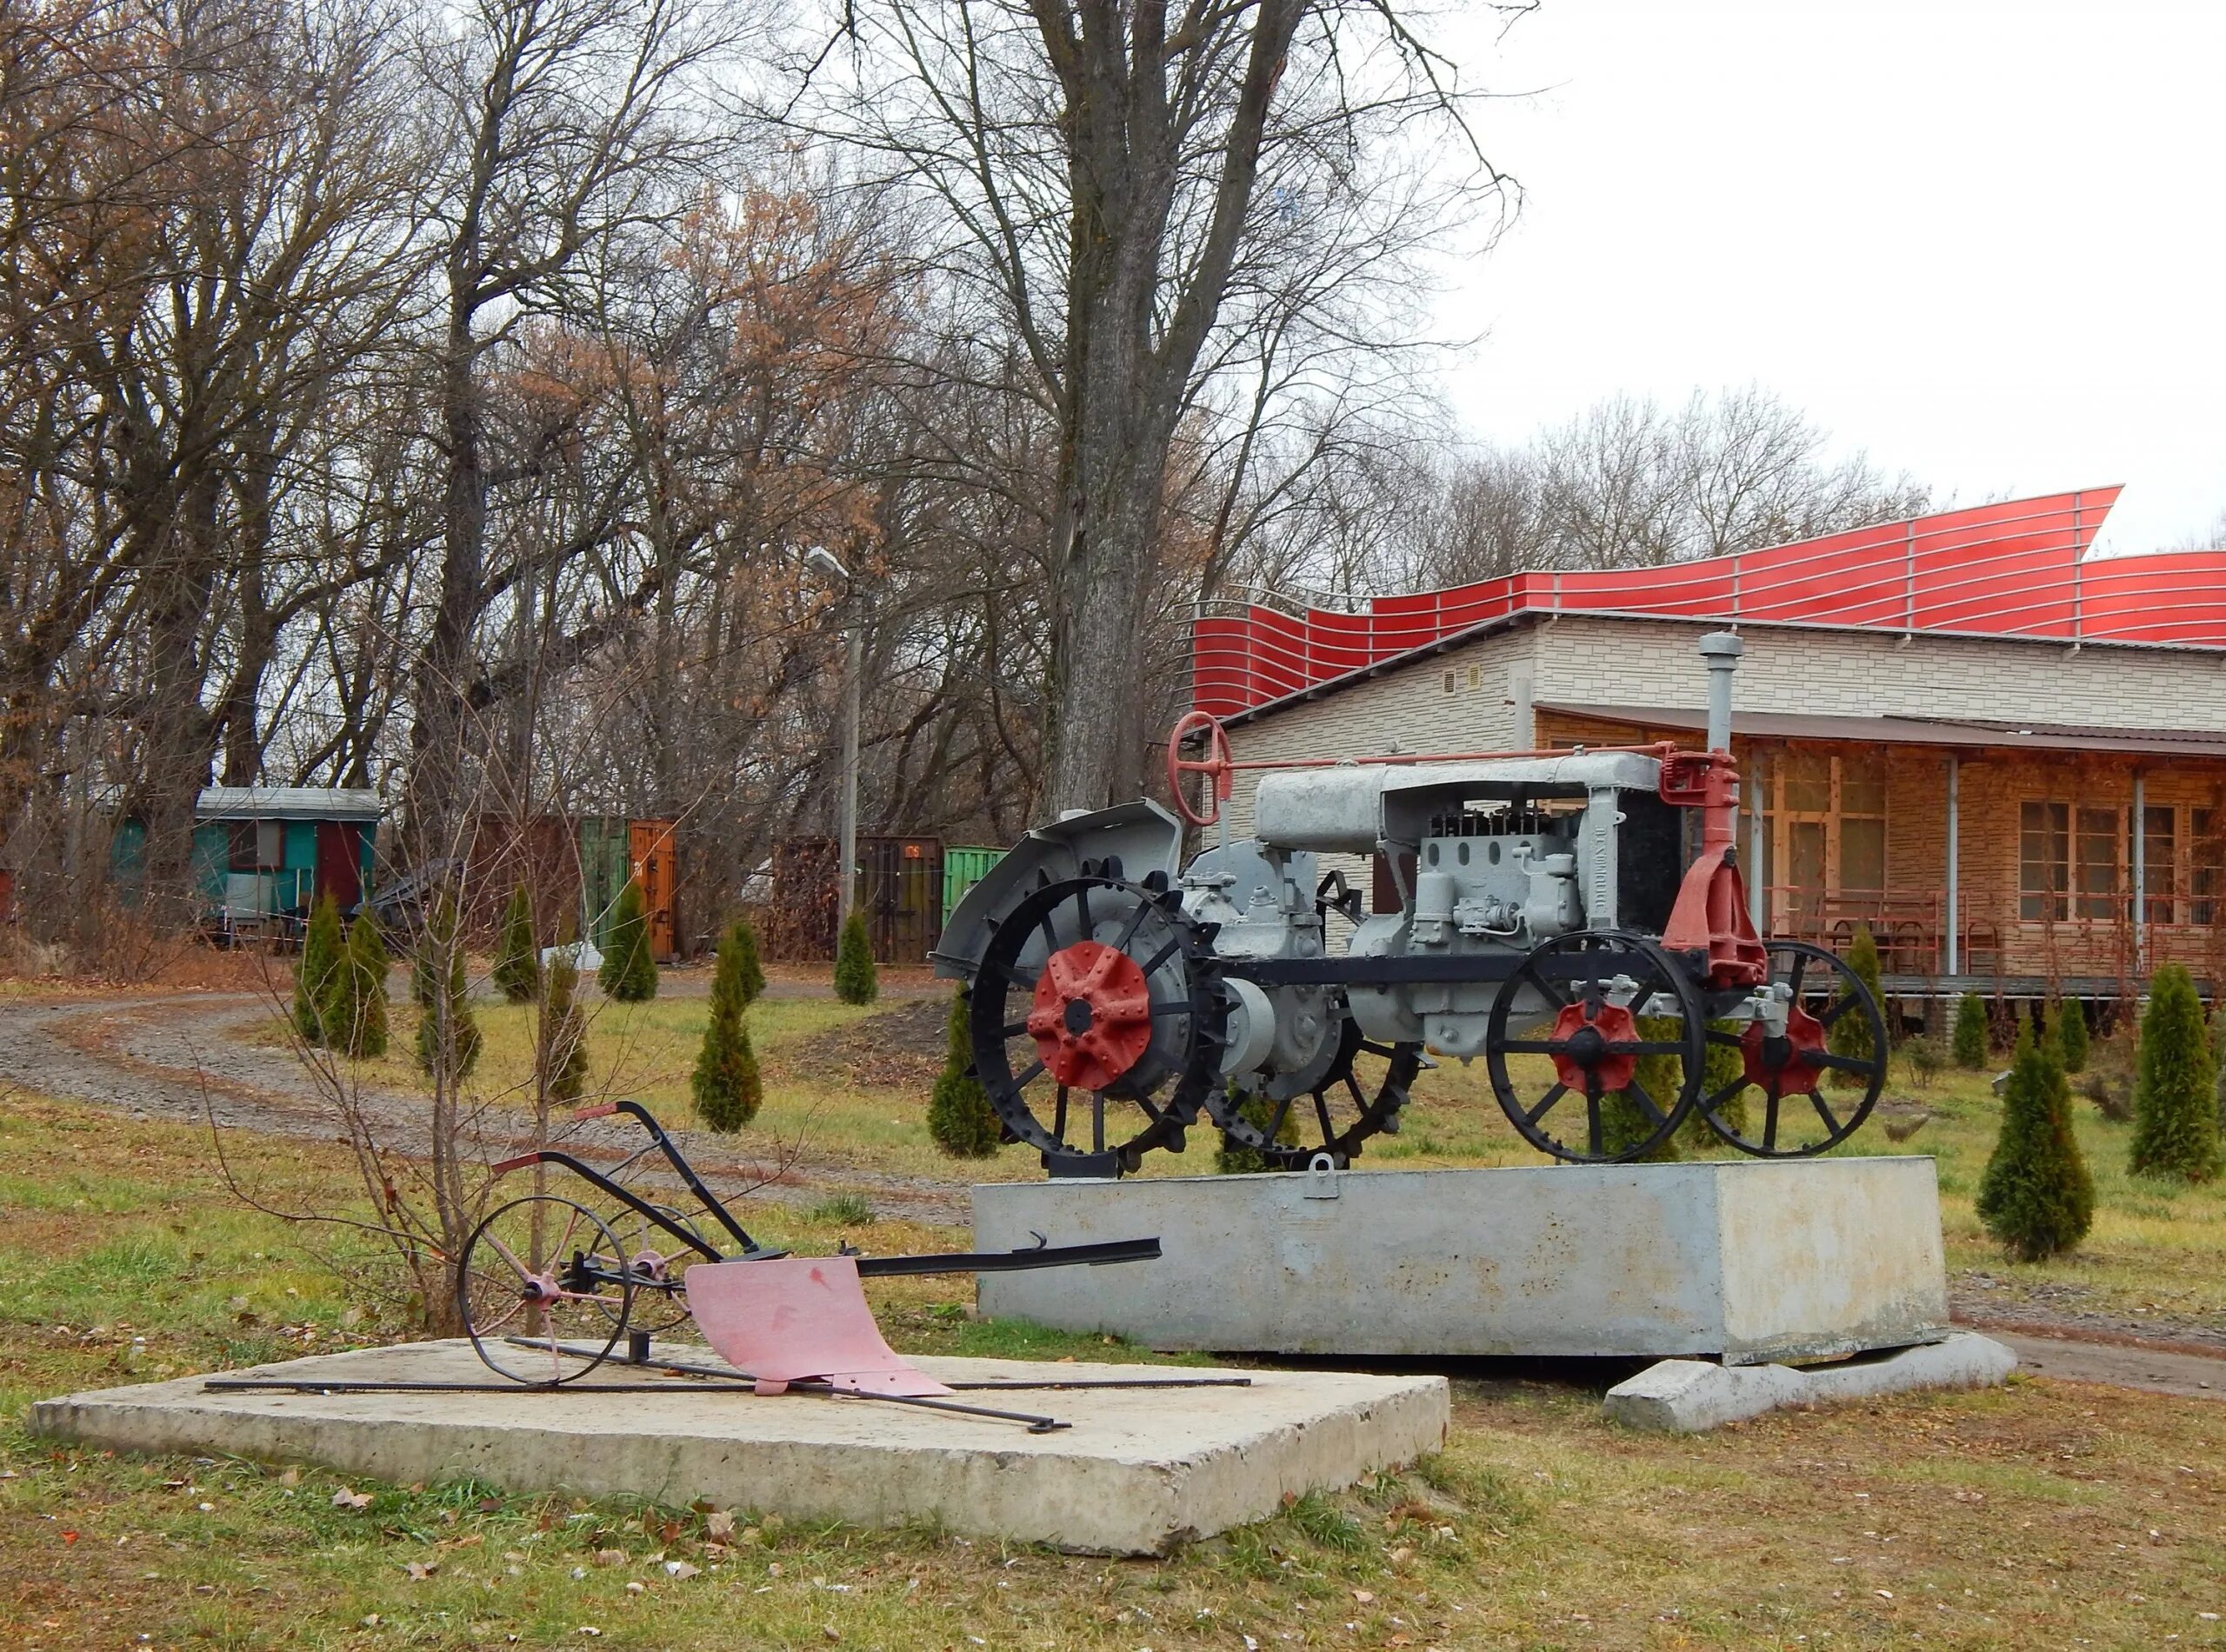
[1214,1012,1424,1169]
[605,1201,710,1336]
[1483,931,1706,1162]
[457,1194,634,1385]
[967,863,1227,1176]
[1696,939,1887,1156]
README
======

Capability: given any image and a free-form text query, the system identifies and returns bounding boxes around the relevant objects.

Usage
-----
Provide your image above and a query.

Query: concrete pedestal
[30,1340,1448,1556]
[975,1156,1949,1365]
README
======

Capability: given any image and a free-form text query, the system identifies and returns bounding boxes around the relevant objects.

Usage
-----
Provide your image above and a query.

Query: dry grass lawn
[3,1090,2224,1649]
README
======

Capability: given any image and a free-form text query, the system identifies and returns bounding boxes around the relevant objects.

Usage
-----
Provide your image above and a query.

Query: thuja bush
[2054,997,2089,1075]
[414,896,481,1084]
[539,953,588,1106]
[833,910,877,1005]
[1216,1087,1300,1174]
[1976,1025,2094,1262]
[1828,924,1884,1084]
[2129,963,2220,1182]
[1951,993,1989,1069]
[598,879,658,1003]
[723,917,765,1006]
[340,915,390,1059]
[293,895,345,1045]
[691,920,763,1132]
[928,991,1001,1159]
[492,884,537,1004]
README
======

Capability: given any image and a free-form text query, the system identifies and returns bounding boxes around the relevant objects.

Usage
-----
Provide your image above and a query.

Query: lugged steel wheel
[1696,939,1887,1156]
[1215,1010,1424,1169]
[457,1194,634,1384]
[1484,930,1706,1162]
[967,861,1226,1176]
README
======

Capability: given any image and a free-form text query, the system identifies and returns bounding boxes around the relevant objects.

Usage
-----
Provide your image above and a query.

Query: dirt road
[0,989,971,1225]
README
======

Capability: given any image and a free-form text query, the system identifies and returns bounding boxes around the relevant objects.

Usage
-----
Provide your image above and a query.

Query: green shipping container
[943,846,1006,925]
[578,816,631,952]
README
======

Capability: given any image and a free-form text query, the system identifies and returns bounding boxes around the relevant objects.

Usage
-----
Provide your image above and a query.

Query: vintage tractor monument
[936,633,1889,1177]
[958,635,1953,1372]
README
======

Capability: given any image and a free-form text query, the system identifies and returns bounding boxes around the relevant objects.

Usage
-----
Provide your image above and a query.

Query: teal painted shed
[113,787,383,935]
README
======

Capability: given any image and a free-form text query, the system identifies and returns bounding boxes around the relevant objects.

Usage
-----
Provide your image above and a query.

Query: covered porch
[1536,703,2226,999]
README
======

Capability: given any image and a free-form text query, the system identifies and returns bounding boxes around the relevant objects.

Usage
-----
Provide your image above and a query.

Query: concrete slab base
[1603,1331,2018,1431]
[976,1156,1949,1364]
[27,1340,1449,1556]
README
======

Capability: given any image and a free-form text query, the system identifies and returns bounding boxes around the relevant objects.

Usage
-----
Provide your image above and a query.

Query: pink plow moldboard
[682,1256,953,1396]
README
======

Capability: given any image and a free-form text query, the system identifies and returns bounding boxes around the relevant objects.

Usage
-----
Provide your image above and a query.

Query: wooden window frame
[1754,744,1889,925]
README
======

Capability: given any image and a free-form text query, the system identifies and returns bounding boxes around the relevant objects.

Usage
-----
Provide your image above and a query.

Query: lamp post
[803,546,862,933]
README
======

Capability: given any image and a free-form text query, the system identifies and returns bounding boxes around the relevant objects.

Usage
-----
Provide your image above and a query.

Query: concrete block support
[1603,1332,2018,1431]
[30,1341,1449,1557]
[976,1157,1949,1365]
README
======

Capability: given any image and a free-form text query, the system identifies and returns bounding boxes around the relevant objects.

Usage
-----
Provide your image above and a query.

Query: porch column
[1747,775,1765,933]
[1944,757,1959,977]
[2133,772,2146,969]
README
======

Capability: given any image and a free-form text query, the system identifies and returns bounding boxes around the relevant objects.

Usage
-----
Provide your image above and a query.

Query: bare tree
[404,0,738,855]
[780,0,1503,812]
[1388,387,1931,590]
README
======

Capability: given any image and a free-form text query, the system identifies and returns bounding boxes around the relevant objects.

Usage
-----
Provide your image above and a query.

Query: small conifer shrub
[928,991,1002,1159]
[2129,963,2220,1182]
[692,919,763,1132]
[2053,996,2089,1074]
[597,879,658,1002]
[414,896,481,1084]
[1216,1087,1303,1174]
[293,894,345,1045]
[1976,1025,2094,1261]
[539,952,588,1105]
[833,909,877,1005]
[1951,993,1989,1069]
[492,884,538,1003]
[723,917,766,1006]
[340,915,390,1059]
[1829,924,1884,1084]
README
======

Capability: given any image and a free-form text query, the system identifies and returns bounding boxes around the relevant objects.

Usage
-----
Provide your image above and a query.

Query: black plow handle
[853,1236,1161,1279]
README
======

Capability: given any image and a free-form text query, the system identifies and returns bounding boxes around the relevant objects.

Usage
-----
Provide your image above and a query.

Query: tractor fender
[930,799,1186,979]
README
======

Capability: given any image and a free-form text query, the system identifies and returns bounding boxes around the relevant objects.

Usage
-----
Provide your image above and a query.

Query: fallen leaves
[330,1488,372,1510]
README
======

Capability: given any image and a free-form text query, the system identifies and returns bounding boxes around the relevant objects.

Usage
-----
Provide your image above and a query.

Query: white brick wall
[1219,612,2226,832]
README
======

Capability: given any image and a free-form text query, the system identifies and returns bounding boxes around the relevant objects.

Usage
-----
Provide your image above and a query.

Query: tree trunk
[410,305,486,862]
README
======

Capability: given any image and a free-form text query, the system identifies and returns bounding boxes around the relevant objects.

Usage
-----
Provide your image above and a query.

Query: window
[2143,805,2177,924]
[226,820,283,873]
[2196,808,2223,927]
[1757,746,1888,921]
[2019,802,2069,921]
[2075,806,2120,920]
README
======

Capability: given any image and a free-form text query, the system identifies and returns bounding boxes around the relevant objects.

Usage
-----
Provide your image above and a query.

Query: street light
[803,546,862,935]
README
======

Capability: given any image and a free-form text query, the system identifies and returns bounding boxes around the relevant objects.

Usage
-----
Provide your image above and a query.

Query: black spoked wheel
[1696,939,1888,1156]
[1214,1011,1424,1169]
[967,862,1226,1176]
[1484,930,1706,1162]
[457,1194,633,1384]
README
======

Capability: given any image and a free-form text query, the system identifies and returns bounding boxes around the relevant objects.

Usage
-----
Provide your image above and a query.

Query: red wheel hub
[1027,941,1154,1091]
[1742,1006,1827,1095]
[1549,1000,1639,1092]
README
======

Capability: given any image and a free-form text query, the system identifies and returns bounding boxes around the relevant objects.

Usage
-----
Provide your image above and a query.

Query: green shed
[943,845,1007,925]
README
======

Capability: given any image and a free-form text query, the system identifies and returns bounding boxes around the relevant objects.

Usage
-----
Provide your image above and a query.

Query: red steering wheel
[1166,710,1234,827]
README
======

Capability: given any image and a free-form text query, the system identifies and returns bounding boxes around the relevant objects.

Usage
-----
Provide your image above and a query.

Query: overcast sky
[1435,0,2225,556]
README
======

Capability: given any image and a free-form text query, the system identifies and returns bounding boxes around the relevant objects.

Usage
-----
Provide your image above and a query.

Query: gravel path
[0,990,970,1227]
